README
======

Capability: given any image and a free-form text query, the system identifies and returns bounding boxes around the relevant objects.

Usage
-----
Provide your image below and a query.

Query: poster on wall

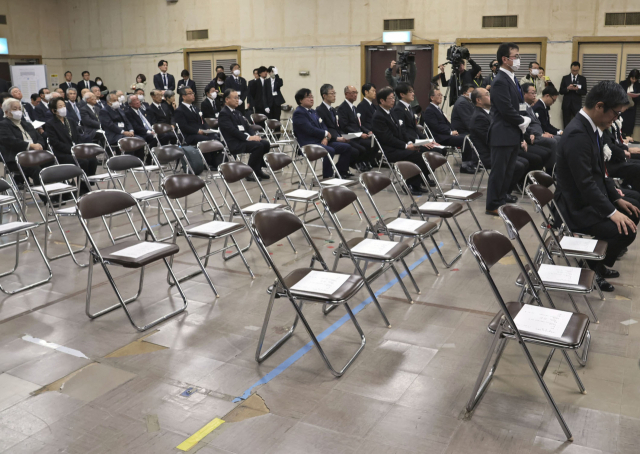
[10,65,47,98]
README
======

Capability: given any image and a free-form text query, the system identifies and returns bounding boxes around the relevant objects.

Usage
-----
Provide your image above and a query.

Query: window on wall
[482,16,517,28]
[383,19,414,31]
[605,12,640,26]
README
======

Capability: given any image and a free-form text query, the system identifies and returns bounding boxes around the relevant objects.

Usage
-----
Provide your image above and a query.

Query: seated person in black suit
[90,86,107,110]
[372,87,434,195]
[98,92,145,160]
[603,119,640,191]
[337,85,377,169]
[147,89,174,125]
[173,86,219,164]
[126,94,162,147]
[44,98,97,191]
[34,88,55,122]
[133,88,150,112]
[392,83,442,153]
[521,83,557,172]
[531,86,563,137]
[200,85,219,119]
[218,89,271,181]
[356,83,377,132]
[555,81,640,291]
[9,87,36,125]
[80,92,102,143]
[423,89,467,163]
[450,84,476,172]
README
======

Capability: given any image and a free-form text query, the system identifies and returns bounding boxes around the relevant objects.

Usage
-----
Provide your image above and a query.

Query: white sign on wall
[10,65,48,98]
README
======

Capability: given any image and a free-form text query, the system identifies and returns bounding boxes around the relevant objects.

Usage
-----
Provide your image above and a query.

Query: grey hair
[8,86,20,94]
[2,97,21,112]
[82,91,93,101]
[106,92,118,103]
[344,86,350,94]
[66,88,77,95]
[320,84,333,98]
[163,90,175,99]
[127,94,138,104]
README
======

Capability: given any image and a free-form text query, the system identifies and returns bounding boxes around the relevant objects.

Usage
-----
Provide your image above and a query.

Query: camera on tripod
[397,51,415,72]
[446,44,470,68]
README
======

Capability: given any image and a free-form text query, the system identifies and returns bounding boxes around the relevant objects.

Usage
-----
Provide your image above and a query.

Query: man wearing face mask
[265,65,285,120]
[519,61,545,97]
[9,86,35,125]
[114,91,127,110]
[134,88,149,111]
[225,63,247,115]
[99,93,142,157]
[205,73,226,111]
[200,86,219,119]
[485,42,531,216]
[34,88,54,122]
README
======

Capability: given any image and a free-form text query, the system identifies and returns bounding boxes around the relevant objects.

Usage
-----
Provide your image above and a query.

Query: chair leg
[466,202,482,230]
[561,349,587,394]
[420,240,440,276]
[574,330,590,366]
[256,281,300,363]
[0,231,52,295]
[390,263,413,304]
[430,225,462,268]
[400,257,420,294]
[581,294,599,324]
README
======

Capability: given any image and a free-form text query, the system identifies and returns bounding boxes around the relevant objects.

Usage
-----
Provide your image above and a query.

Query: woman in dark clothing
[620,69,640,137]
[95,77,108,100]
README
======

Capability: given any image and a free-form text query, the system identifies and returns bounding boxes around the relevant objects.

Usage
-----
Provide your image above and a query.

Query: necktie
[163,74,167,87]
[73,103,79,119]
[139,110,152,130]
[85,81,89,89]
[352,106,357,117]
[93,106,99,119]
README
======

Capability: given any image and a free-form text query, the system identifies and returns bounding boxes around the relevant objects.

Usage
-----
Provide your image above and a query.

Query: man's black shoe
[460,165,476,174]
[255,169,270,180]
[596,275,615,292]
[246,175,258,182]
[601,267,620,279]
[402,185,423,197]
[426,178,436,187]
[505,194,518,203]
[343,171,355,178]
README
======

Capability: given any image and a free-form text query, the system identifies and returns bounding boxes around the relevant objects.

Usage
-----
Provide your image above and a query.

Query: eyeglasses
[613,110,624,119]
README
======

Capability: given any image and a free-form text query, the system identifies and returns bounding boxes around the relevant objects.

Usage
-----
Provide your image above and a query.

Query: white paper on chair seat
[33,183,72,193]
[322,178,352,186]
[286,189,318,199]
[351,238,398,256]
[559,237,597,253]
[537,264,581,285]
[386,218,427,233]
[88,172,116,180]
[0,195,15,203]
[444,189,475,198]
[111,242,172,258]
[188,221,239,235]
[243,202,278,213]
[513,304,572,338]
[0,221,32,234]
[291,270,351,296]
[419,201,452,211]
[56,207,77,214]
[131,190,160,199]
[413,139,434,146]
[341,132,362,140]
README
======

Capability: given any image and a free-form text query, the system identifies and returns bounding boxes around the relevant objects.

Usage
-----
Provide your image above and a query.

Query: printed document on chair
[559,237,597,253]
[188,221,238,235]
[386,218,427,234]
[111,242,172,258]
[513,304,572,338]
[444,189,475,198]
[322,178,352,186]
[286,189,318,199]
[243,202,277,213]
[419,201,452,210]
[537,264,581,285]
[351,239,397,256]
[291,271,351,296]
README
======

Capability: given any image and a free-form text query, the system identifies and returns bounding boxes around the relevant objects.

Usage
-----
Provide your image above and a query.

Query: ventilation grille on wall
[482,15,518,28]
[605,12,640,26]
[384,19,414,31]
[0,16,6,25]
[186,29,209,41]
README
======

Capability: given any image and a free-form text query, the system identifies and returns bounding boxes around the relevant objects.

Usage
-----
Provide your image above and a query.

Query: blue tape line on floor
[232,242,444,403]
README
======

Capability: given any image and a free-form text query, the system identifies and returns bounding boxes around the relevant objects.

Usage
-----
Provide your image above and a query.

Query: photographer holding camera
[483,59,500,90]
[438,45,481,106]
[385,55,419,107]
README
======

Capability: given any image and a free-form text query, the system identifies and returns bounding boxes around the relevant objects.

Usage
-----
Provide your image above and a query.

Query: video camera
[397,51,415,71]
[446,44,470,68]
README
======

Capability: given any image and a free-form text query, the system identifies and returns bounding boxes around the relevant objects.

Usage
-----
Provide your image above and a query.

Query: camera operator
[385,58,418,107]
[483,60,500,90]
[438,48,481,106]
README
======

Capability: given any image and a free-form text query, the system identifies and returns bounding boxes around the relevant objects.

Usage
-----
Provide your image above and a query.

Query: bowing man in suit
[316,84,358,175]
[77,71,97,92]
[225,63,248,115]
[423,89,466,149]
[98,93,145,160]
[338,85,377,169]
[153,60,175,92]
[147,90,174,125]
[485,43,531,215]
[200,85,219,119]
[559,61,587,127]
[531,86,563,137]
[59,71,77,94]
[173,86,219,163]
[292,88,355,179]
[554,81,640,291]
[371,87,434,195]
[25,94,41,123]
[219,89,271,181]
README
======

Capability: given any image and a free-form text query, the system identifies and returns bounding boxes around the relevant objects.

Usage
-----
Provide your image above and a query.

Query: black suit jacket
[125,107,153,138]
[153,72,176,91]
[59,82,78,93]
[218,106,256,152]
[225,76,248,102]
[173,103,206,139]
[531,99,559,135]
[489,70,525,147]
[200,97,218,119]
[80,103,101,136]
[99,106,133,144]
[450,95,475,134]
[554,113,620,231]
[423,104,453,143]
[315,103,340,142]
[65,101,83,126]
[77,80,97,91]
[371,107,413,161]
[147,102,174,125]
[247,79,257,109]
[356,99,377,132]
[45,118,79,156]
[468,106,491,165]
[559,74,587,110]
[0,78,9,93]
[337,101,366,134]
[249,78,269,112]
[23,102,36,121]
[392,102,425,143]
[265,76,285,107]
[0,118,46,162]
[33,103,53,123]
[177,78,196,93]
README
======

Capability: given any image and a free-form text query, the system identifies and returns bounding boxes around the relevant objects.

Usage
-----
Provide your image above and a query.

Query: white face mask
[510,58,521,71]
[111,102,121,109]
[209,91,217,99]
[137,94,144,101]
[118,95,125,103]
[217,80,224,85]
[531,68,539,76]
[10,110,22,120]
[44,94,52,101]
[97,81,103,86]
[233,69,240,76]
[57,107,67,118]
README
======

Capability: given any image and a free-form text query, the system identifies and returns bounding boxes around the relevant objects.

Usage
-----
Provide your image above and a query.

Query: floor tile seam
[378,295,496,317]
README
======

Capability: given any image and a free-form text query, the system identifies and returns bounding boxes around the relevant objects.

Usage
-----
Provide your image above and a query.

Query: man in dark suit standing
[356,83,377,132]
[225,63,248,116]
[559,61,587,128]
[59,71,77,93]
[246,68,259,117]
[554,81,639,291]
[292,88,355,178]
[153,60,175,92]
[173,87,218,162]
[338,85,377,169]
[77,71,96,92]
[249,66,269,116]
[485,42,531,215]
[177,70,196,95]
[218,89,270,181]
[532,86,563,136]
[265,66,285,120]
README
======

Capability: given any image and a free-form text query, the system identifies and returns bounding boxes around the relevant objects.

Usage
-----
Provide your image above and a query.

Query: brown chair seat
[544,236,607,260]
[443,190,483,201]
[100,240,180,268]
[515,264,595,292]
[382,217,438,236]
[345,237,412,261]
[284,268,364,302]
[0,221,37,235]
[185,220,244,238]
[488,301,589,349]
[417,201,463,218]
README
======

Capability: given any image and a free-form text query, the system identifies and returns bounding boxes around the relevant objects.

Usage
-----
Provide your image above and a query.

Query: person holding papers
[392,83,443,153]
[337,85,378,170]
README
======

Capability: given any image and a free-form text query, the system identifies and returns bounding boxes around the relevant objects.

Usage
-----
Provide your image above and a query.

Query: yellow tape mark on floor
[176,418,225,451]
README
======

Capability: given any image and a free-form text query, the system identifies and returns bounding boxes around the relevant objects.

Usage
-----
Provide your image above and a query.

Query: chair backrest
[204,118,218,129]
[198,140,224,154]
[17,150,55,168]
[253,208,304,247]
[251,113,268,124]
[265,152,292,172]
[118,137,147,153]
[249,124,264,134]
[422,151,447,171]
[527,184,554,209]
[40,164,84,185]
[529,171,554,188]
[469,230,515,270]
[219,161,253,183]
[153,145,184,164]
[360,171,391,195]
[0,178,12,193]
[77,189,137,219]
[498,204,533,238]
[72,144,104,160]
[152,123,173,135]
[107,154,143,172]
[321,185,357,214]
[266,119,281,130]
[163,174,206,199]
[302,144,328,163]
[394,161,421,181]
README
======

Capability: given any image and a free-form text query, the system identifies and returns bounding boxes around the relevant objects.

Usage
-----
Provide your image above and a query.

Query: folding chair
[498,204,599,325]
[250,208,365,376]
[320,185,420,323]
[422,151,483,233]
[0,178,52,294]
[152,123,181,146]
[197,139,234,212]
[265,119,295,153]
[162,174,254,298]
[14,149,56,226]
[464,136,488,191]
[151,144,194,179]
[71,144,121,189]
[77,189,187,332]
[393,161,465,267]
[465,229,589,441]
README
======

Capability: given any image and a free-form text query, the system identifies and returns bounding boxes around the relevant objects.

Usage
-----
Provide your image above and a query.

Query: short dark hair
[257,66,268,74]
[320,83,333,98]
[215,65,224,72]
[429,88,440,100]
[181,69,190,77]
[395,82,413,98]
[584,80,629,110]
[134,88,144,94]
[177,86,189,96]
[295,88,312,105]
[30,93,40,102]
[81,71,90,76]
[470,88,483,105]
[528,61,540,68]
[462,83,474,94]
[571,61,581,68]
[521,83,535,94]
[267,66,276,73]
[223,88,237,101]
[231,63,239,71]
[361,83,376,95]
[253,68,259,74]
[38,87,49,96]
[158,60,167,67]
[496,42,519,65]
[542,86,558,97]
[136,73,146,83]
[64,71,72,76]
[216,72,226,81]
[628,69,640,81]
[376,87,394,104]
[539,66,545,71]
[48,97,64,112]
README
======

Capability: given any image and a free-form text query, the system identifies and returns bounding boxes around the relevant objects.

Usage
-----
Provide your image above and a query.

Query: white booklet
[111,242,172,258]
[341,132,362,140]
[188,221,239,235]
[203,129,219,134]
[444,189,475,198]
[537,264,581,285]
[290,270,351,296]
[286,189,318,199]
[513,304,572,338]
[31,120,45,129]
[322,178,352,186]
[413,139,434,146]
[419,201,452,210]
[559,236,597,253]
[0,221,30,233]
[351,238,398,256]
[131,190,160,199]
[386,218,425,234]
[243,202,277,213]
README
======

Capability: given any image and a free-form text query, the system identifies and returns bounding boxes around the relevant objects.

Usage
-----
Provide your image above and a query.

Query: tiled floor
[1,160,639,453]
